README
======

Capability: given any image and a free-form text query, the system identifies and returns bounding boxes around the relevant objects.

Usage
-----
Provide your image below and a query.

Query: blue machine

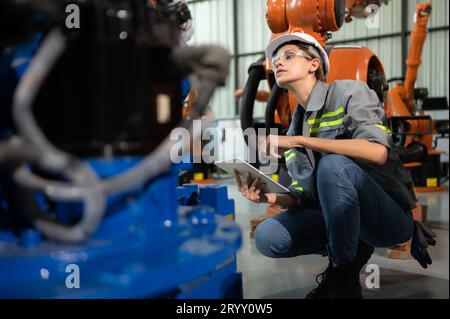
[0,159,242,298]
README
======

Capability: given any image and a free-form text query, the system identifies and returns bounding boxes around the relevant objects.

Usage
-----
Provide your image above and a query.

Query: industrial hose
[12,28,106,243]
[239,58,266,132]
[264,84,282,131]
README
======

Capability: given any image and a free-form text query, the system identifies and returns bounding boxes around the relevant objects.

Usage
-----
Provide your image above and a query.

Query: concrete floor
[219,179,449,299]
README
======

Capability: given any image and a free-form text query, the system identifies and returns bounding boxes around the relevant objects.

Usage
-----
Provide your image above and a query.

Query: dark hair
[274,40,325,81]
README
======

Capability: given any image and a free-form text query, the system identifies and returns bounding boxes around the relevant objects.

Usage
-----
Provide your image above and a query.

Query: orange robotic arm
[266,0,390,48]
[266,0,345,46]
[387,3,433,150]
[403,2,432,110]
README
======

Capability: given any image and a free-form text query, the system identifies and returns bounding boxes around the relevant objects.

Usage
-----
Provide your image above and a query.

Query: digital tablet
[215,159,290,194]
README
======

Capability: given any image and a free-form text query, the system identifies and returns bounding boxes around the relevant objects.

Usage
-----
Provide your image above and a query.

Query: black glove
[410,221,437,269]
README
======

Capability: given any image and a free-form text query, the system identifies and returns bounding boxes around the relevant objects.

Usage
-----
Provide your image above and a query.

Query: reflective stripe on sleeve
[373,124,392,136]
[307,107,345,125]
[309,118,344,133]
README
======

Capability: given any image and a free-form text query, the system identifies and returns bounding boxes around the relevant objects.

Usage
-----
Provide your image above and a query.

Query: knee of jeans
[254,218,293,258]
[317,154,353,184]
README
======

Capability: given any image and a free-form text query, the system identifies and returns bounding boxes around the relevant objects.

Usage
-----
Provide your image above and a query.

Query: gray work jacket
[285,80,416,211]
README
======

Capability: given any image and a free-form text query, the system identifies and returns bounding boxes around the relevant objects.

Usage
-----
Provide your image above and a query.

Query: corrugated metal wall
[188,0,272,118]
[188,0,449,122]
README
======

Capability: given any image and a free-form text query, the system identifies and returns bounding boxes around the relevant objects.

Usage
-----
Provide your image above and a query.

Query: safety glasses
[271,49,313,70]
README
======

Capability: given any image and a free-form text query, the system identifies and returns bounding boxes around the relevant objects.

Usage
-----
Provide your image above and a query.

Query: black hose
[239,58,266,132]
[264,84,283,132]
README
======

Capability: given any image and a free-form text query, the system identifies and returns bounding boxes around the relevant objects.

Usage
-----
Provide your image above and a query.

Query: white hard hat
[265,32,330,77]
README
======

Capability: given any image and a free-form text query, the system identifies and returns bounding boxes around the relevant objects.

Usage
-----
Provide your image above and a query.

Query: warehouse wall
[187,0,449,125]
[188,0,271,119]
[187,0,236,119]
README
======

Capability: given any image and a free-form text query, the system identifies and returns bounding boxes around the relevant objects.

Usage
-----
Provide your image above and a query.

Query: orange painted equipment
[327,46,389,111]
[388,3,434,152]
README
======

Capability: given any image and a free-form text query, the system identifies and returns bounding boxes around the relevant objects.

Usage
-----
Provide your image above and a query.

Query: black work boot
[305,241,374,299]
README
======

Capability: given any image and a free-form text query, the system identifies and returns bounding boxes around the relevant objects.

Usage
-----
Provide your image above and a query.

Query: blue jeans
[254,154,415,265]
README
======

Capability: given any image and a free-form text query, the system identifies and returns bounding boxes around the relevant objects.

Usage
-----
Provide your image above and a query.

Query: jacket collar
[306,81,329,112]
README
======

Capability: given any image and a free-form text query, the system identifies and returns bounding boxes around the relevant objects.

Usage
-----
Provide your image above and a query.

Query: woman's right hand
[233,170,268,203]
